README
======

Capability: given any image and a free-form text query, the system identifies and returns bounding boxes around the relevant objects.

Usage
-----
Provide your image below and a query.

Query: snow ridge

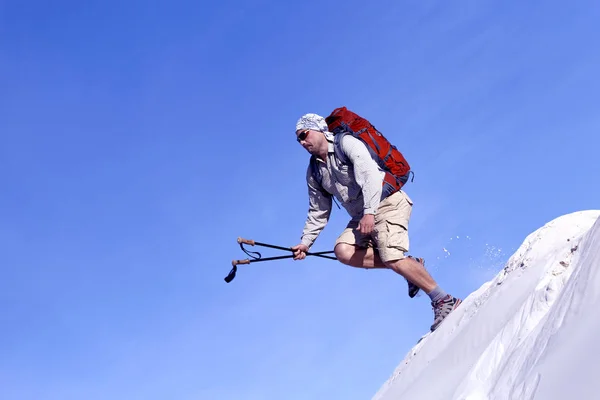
[372,210,600,400]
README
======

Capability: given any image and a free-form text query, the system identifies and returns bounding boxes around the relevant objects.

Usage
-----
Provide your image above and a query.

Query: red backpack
[323,106,413,194]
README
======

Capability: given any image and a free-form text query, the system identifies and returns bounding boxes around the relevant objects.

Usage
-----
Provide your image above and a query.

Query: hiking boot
[430,294,462,331]
[406,256,425,298]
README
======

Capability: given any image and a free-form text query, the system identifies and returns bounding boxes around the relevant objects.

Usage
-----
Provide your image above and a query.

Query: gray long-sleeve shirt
[300,134,385,248]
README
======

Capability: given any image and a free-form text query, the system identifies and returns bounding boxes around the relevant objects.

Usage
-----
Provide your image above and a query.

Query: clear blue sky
[1,1,599,399]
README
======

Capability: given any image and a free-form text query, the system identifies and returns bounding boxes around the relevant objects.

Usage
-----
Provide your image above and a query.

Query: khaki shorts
[335,191,413,263]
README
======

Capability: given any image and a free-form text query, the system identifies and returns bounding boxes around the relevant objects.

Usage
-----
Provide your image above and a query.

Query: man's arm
[339,135,383,215]
[299,164,333,248]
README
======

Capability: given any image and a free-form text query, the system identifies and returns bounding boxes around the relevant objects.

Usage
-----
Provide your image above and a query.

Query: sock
[427,285,447,303]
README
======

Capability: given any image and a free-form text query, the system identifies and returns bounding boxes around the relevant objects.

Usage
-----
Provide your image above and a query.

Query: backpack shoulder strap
[309,154,321,181]
[332,132,349,166]
[309,155,330,197]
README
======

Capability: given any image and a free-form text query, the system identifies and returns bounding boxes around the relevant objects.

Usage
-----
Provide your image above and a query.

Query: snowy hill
[372,210,600,400]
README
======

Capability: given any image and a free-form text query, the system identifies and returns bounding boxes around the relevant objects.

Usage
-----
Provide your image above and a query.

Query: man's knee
[334,243,356,265]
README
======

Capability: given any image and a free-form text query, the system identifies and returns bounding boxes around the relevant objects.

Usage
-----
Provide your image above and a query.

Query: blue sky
[1,1,599,399]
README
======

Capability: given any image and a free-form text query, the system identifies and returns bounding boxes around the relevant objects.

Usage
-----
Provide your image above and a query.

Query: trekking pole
[236,237,336,259]
[224,237,337,283]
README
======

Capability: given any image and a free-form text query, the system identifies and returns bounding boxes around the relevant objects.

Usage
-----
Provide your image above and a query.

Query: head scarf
[295,113,334,141]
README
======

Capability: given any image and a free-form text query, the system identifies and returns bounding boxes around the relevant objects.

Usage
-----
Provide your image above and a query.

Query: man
[291,112,461,332]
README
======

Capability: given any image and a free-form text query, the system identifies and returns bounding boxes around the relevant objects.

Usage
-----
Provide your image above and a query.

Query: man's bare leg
[334,243,386,269]
[385,257,437,293]
[334,243,437,293]
[335,243,462,331]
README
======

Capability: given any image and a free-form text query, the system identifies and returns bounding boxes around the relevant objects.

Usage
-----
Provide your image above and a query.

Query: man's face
[296,129,320,154]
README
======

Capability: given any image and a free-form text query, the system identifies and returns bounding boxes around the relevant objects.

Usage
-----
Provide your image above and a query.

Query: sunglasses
[296,129,310,143]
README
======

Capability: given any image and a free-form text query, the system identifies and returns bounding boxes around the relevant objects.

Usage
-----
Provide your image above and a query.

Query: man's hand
[358,214,375,235]
[291,244,309,260]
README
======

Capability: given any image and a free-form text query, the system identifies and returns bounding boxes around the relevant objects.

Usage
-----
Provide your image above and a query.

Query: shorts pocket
[382,220,409,253]
[403,191,414,206]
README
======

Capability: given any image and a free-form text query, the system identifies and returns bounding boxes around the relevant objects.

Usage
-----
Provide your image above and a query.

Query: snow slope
[372,210,600,400]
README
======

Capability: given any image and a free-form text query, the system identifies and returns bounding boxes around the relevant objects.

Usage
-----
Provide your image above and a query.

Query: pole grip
[237,237,255,246]
[232,259,251,267]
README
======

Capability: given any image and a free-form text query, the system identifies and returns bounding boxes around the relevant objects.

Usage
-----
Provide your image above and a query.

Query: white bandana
[295,113,334,141]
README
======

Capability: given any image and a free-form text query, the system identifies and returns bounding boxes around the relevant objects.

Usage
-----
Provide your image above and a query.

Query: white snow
[372,210,600,400]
